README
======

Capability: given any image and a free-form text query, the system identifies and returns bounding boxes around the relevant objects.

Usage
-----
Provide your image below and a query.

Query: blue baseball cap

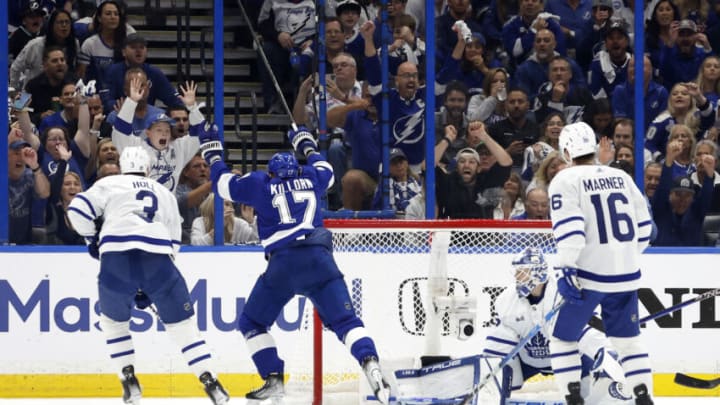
[146,112,175,129]
[9,140,31,150]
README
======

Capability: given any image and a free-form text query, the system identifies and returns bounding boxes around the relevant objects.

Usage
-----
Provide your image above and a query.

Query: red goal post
[287,219,557,404]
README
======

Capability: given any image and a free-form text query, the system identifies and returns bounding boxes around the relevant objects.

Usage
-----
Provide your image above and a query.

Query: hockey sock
[164,317,215,378]
[246,331,284,378]
[549,338,582,395]
[344,326,379,365]
[610,336,653,394]
[100,315,135,378]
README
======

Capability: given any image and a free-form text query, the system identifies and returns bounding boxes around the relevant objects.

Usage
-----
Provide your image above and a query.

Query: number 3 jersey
[215,153,334,255]
[548,165,652,292]
[67,174,182,257]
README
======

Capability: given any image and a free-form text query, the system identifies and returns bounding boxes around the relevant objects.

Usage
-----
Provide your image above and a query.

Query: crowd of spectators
[7,0,720,247]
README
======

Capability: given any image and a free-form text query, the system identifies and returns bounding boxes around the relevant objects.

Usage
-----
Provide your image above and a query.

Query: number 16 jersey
[548,165,652,293]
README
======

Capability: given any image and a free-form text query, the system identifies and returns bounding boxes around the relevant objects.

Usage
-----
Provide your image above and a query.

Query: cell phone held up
[13,91,33,111]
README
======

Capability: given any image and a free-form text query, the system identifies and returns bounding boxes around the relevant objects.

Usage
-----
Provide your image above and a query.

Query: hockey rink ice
[0,398,718,404]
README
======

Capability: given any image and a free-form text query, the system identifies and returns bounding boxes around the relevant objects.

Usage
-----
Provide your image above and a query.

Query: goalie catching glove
[554,266,583,305]
[288,126,318,157]
[198,122,224,165]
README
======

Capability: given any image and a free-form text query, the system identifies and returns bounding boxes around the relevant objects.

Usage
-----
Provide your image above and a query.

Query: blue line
[555,230,585,242]
[188,354,212,366]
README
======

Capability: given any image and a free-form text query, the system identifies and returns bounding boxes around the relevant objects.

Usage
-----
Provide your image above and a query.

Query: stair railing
[235,90,259,173]
[199,28,214,120]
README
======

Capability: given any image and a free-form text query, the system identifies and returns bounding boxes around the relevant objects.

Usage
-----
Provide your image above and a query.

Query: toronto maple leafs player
[199,124,392,403]
[66,146,229,405]
[548,122,654,405]
[483,247,632,405]
[112,76,202,192]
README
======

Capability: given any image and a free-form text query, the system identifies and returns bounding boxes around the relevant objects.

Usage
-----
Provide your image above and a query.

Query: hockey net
[283,219,561,404]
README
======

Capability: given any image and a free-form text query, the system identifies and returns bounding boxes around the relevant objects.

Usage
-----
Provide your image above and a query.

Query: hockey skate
[633,383,654,405]
[245,372,284,404]
[362,356,391,404]
[121,365,142,405]
[564,381,584,405]
[199,372,229,404]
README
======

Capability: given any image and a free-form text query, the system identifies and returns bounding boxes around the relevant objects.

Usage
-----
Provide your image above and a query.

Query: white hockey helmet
[558,121,597,164]
[120,146,151,175]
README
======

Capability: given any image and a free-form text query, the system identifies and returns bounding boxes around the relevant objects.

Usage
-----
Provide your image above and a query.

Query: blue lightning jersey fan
[215,154,334,255]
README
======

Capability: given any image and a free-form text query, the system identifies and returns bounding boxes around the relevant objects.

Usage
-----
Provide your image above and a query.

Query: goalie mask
[268,152,299,179]
[511,247,548,297]
[558,121,596,164]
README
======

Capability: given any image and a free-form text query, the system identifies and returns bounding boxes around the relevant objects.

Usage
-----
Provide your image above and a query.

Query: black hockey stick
[589,287,720,333]
[237,0,298,131]
[674,373,720,389]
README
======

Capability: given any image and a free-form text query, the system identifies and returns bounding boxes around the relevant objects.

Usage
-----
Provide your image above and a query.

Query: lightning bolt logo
[393,109,425,145]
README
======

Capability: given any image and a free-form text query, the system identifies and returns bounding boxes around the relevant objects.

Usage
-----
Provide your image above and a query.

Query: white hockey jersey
[67,174,182,256]
[548,165,652,292]
[112,99,201,192]
[484,280,610,390]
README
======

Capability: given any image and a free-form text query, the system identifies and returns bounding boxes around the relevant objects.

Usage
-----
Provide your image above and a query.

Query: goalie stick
[674,373,720,389]
[458,298,566,405]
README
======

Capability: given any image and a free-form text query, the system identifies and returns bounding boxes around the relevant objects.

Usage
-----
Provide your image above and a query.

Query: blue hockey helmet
[268,152,299,178]
[511,247,548,297]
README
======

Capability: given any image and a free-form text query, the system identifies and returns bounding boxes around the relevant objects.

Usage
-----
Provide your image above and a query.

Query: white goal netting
[283,219,560,404]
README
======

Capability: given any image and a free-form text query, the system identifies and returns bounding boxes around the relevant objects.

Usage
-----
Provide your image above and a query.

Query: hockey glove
[85,237,100,260]
[288,126,318,157]
[198,121,221,144]
[134,291,153,310]
[555,267,583,305]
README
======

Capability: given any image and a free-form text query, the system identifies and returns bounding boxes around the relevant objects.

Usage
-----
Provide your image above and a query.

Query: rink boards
[0,247,718,398]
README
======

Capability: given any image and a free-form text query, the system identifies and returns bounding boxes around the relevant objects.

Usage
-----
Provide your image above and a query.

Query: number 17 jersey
[548,165,652,293]
[215,155,334,255]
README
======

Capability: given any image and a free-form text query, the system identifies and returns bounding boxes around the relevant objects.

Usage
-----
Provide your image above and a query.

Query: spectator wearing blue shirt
[327,85,381,211]
[105,68,167,136]
[362,19,457,172]
[7,137,51,244]
[534,56,593,124]
[645,0,680,85]
[102,34,183,113]
[544,0,593,52]
[588,19,630,99]
[453,32,504,97]
[651,163,714,247]
[511,187,549,220]
[658,19,714,90]
[434,0,484,66]
[695,55,720,109]
[644,82,715,162]
[575,0,615,71]
[513,28,585,103]
[612,54,668,133]
[502,0,567,70]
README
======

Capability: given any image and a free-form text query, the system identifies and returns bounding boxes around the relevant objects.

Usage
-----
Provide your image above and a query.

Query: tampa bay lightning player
[198,123,392,404]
